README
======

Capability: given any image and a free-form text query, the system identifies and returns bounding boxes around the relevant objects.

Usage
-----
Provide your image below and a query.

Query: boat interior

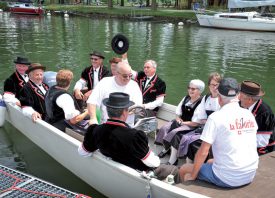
[65,103,275,198]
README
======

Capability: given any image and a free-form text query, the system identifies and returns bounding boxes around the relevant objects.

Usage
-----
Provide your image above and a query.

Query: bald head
[117,61,131,74]
[115,62,132,86]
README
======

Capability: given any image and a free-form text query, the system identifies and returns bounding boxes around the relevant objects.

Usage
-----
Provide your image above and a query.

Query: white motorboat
[196,0,275,32]
[4,103,275,198]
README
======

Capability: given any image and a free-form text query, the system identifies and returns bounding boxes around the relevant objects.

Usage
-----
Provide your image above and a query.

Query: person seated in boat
[3,56,31,107]
[19,63,49,122]
[73,51,111,110]
[45,69,88,132]
[183,72,222,162]
[87,61,142,127]
[78,92,160,171]
[239,80,275,155]
[179,77,259,188]
[109,57,122,76]
[155,79,205,161]
[132,59,166,117]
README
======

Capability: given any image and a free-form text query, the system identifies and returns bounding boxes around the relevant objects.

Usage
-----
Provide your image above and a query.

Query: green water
[0,12,275,197]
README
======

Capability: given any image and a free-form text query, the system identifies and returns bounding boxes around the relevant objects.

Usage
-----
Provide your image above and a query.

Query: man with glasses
[87,61,142,127]
[132,60,166,116]
[73,51,110,108]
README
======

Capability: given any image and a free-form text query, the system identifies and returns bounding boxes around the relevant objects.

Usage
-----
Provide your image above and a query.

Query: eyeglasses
[118,72,132,79]
[90,57,99,61]
[209,83,219,88]
[187,87,198,91]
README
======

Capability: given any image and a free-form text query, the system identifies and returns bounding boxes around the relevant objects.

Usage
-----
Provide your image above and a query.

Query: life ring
[0,95,6,127]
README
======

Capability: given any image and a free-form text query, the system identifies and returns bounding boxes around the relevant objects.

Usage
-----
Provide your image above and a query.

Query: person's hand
[184,173,195,182]
[74,89,83,100]
[122,52,128,60]
[89,117,98,126]
[83,90,92,101]
[32,112,41,122]
[176,117,183,125]
[15,101,21,107]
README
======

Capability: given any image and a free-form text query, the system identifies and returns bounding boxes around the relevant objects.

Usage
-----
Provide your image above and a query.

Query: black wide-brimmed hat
[240,80,265,96]
[26,63,46,74]
[89,51,105,59]
[103,92,134,109]
[14,56,31,65]
[111,34,129,55]
[218,77,239,97]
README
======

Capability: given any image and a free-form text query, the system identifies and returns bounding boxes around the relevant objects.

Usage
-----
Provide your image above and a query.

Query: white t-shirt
[201,102,259,187]
[87,76,143,126]
[192,95,220,123]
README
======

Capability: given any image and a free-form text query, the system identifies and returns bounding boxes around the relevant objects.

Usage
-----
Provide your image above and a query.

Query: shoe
[158,148,170,158]
[165,160,178,166]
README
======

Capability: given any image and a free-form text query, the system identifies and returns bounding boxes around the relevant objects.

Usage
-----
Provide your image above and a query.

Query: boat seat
[175,151,275,197]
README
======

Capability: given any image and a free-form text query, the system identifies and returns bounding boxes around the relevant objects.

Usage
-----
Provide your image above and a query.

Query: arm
[143,95,164,110]
[87,103,98,125]
[69,110,89,125]
[74,78,87,100]
[22,106,41,122]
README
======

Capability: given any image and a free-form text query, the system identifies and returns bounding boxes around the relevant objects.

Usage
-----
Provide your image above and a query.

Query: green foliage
[0,2,8,11]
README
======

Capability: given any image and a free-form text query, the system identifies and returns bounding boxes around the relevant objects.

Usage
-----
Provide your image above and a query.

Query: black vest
[180,95,202,121]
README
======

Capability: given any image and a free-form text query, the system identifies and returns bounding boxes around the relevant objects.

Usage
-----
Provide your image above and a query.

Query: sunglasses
[90,57,99,61]
[187,87,198,91]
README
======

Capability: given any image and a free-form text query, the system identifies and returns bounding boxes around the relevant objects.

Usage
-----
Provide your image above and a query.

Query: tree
[108,0,113,8]
[151,0,157,10]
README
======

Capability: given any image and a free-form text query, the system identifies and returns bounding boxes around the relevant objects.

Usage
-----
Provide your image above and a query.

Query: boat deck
[0,164,91,198]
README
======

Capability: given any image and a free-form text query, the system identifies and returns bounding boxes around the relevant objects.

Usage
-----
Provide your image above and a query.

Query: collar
[105,119,129,128]
[146,74,155,81]
[248,101,257,112]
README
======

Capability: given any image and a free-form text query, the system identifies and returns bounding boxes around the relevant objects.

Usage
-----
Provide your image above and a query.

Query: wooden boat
[9,2,43,15]
[4,103,275,198]
[195,0,275,32]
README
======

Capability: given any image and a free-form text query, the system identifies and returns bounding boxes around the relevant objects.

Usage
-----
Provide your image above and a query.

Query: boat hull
[196,13,275,32]
[9,3,43,15]
[5,103,207,198]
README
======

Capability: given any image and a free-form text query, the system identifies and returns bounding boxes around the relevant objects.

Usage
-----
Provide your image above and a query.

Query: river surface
[0,11,275,197]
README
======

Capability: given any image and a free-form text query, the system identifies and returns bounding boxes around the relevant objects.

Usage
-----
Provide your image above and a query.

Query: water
[0,11,275,197]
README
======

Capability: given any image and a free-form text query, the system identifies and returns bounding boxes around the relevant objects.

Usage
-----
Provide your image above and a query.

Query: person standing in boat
[179,78,259,188]
[132,59,166,116]
[73,51,110,109]
[155,79,205,160]
[78,92,160,171]
[45,69,88,132]
[3,56,31,106]
[239,80,275,155]
[19,63,49,122]
[87,61,142,127]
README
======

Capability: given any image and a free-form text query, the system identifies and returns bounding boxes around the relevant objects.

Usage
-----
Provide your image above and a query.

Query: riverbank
[45,5,197,22]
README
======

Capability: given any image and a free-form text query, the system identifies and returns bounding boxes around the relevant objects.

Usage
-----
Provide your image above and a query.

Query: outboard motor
[43,71,57,88]
[130,106,158,134]
[0,94,6,127]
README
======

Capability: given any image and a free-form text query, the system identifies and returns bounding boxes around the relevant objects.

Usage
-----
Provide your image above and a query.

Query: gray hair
[106,107,126,118]
[145,60,157,68]
[190,79,205,93]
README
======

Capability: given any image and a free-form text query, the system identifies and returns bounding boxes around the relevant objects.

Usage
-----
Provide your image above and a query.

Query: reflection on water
[0,12,275,196]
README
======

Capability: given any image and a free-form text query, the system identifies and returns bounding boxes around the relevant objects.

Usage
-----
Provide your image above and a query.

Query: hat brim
[103,98,134,109]
[89,53,105,59]
[14,60,31,65]
[26,66,46,74]
[111,34,129,55]
[241,89,265,97]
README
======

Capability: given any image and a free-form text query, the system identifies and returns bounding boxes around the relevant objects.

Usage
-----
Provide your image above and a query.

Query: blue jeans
[197,163,233,188]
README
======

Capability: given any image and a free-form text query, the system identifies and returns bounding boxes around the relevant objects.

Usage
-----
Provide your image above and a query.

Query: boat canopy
[228,0,275,8]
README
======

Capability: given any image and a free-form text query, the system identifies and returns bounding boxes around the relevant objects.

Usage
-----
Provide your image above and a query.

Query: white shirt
[93,67,99,87]
[201,102,259,187]
[192,95,220,124]
[56,93,80,120]
[87,76,142,127]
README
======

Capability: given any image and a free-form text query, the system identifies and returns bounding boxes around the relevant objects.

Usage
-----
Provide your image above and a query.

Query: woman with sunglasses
[155,79,205,163]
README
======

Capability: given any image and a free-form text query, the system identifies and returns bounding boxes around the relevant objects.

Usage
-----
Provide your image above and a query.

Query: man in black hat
[179,78,258,188]
[73,51,110,107]
[19,63,49,122]
[78,92,160,171]
[3,56,31,106]
[239,80,275,155]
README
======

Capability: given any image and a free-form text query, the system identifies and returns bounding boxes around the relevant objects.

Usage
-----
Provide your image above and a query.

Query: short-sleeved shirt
[201,102,259,187]
[82,119,151,171]
[87,76,142,126]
